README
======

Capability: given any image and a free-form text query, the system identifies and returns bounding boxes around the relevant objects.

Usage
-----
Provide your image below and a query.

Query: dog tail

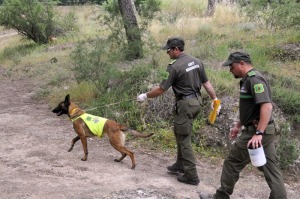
[121,126,154,138]
[128,129,154,138]
[119,125,154,138]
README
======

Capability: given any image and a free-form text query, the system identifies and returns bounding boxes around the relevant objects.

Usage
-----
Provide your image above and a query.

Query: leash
[85,98,136,111]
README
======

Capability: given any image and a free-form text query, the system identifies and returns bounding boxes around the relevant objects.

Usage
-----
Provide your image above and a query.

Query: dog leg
[80,137,88,161]
[113,145,136,169]
[68,136,80,152]
[114,153,127,162]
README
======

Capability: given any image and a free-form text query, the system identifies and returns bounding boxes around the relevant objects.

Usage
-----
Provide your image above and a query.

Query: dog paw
[114,159,121,162]
[81,158,87,161]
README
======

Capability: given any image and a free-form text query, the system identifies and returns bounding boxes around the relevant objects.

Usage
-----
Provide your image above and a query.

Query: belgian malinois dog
[52,94,153,169]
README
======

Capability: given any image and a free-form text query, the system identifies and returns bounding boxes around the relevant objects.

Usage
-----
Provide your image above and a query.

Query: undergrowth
[0,1,299,167]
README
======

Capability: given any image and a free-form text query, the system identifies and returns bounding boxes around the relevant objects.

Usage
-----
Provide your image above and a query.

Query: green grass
[1,2,299,164]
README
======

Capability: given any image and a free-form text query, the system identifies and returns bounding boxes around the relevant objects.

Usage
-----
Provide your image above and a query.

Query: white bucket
[248,146,267,167]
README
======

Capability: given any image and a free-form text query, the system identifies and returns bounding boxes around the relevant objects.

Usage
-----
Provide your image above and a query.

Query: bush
[0,0,56,44]
[240,0,300,30]
[276,124,300,169]
[70,38,119,93]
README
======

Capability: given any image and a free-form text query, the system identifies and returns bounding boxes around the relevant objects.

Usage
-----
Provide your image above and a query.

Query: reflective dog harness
[72,113,107,138]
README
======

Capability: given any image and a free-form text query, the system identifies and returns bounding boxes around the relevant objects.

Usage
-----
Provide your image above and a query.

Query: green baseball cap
[161,37,185,50]
[222,51,252,66]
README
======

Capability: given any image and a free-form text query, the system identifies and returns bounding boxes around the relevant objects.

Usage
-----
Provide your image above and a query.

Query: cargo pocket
[187,98,200,118]
[174,118,192,135]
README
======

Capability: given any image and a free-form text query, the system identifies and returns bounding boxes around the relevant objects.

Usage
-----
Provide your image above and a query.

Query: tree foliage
[0,0,56,44]
[239,0,300,30]
[100,0,161,60]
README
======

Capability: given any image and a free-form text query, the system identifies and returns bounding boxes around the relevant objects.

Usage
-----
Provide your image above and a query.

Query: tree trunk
[205,0,216,17]
[118,0,143,60]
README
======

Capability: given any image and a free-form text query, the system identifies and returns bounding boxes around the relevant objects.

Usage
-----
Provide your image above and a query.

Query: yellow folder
[208,99,221,125]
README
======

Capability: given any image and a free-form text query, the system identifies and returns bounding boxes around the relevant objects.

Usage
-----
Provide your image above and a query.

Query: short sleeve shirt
[239,69,273,125]
[159,53,208,96]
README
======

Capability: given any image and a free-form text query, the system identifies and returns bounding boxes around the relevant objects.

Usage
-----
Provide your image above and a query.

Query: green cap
[161,37,185,50]
[222,51,252,66]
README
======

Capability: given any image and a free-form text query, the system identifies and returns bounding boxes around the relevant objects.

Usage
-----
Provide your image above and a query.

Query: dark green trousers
[173,97,201,179]
[215,123,287,199]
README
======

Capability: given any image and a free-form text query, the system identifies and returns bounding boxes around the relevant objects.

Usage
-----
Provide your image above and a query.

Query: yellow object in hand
[208,99,221,125]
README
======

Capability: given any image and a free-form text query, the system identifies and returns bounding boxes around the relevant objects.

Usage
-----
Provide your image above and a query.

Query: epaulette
[169,59,177,65]
[247,71,256,77]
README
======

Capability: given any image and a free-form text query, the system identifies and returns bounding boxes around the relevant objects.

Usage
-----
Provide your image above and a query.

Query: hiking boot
[177,175,199,185]
[167,164,184,173]
[199,192,216,199]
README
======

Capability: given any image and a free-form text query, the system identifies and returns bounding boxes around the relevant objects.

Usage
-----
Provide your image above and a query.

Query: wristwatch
[255,130,264,135]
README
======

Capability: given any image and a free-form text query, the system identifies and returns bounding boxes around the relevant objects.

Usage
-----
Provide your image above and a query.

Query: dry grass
[0,2,298,111]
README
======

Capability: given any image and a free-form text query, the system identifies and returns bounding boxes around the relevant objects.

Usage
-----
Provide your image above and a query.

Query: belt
[176,93,198,101]
[245,120,274,128]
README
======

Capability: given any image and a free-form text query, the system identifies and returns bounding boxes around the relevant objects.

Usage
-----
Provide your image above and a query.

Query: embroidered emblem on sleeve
[254,83,264,93]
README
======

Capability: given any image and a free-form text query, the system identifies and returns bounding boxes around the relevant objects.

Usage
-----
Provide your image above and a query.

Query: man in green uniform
[200,51,287,198]
[137,37,219,185]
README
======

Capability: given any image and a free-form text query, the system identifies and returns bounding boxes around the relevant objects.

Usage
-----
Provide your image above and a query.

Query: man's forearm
[146,86,165,98]
[203,81,217,99]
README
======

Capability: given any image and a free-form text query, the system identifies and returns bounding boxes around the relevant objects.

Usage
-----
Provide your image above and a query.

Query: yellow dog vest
[75,113,107,138]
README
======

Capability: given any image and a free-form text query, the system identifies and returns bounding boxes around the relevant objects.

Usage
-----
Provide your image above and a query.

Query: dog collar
[70,116,81,122]
[69,107,78,116]
[69,108,81,122]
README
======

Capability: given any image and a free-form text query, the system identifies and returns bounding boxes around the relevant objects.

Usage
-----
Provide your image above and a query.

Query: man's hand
[247,135,263,149]
[137,93,147,102]
[229,126,239,140]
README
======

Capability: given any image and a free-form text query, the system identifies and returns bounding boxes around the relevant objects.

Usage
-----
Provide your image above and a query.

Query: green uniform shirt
[159,53,208,97]
[239,69,273,126]
[78,113,107,138]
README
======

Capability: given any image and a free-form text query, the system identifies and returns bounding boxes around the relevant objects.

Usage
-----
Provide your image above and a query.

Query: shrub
[0,0,56,44]
[240,0,300,30]
[70,38,118,94]
[276,124,300,169]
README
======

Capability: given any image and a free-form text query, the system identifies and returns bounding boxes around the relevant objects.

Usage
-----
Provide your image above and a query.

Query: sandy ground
[0,73,299,199]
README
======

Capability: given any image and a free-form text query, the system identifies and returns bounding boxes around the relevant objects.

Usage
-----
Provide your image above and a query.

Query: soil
[0,25,299,198]
[0,70,299,199]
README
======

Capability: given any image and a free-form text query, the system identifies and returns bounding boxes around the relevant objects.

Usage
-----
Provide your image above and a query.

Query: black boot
[167,163,184,173]
[177,175,199,185]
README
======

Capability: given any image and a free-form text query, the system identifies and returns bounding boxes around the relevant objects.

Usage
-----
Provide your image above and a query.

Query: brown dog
[52,94,153,169]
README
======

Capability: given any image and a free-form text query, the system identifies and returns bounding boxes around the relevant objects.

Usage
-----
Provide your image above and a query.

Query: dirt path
[0,73,299,199]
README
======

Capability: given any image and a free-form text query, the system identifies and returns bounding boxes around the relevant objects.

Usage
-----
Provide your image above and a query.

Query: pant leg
[176,133,198,178]
[260,142,287,199]
[173,98,200,178]
[255,124,287,199]
[174,133,184,168]
[215,144,251,199]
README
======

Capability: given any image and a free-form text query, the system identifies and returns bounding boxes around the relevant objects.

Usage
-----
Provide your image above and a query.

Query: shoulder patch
[247,71,256,77]
[169,59,177,65]
[254,83,264,93]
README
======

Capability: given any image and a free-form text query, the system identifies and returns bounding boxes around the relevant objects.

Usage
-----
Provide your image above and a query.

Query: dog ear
[65,94,70,104]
